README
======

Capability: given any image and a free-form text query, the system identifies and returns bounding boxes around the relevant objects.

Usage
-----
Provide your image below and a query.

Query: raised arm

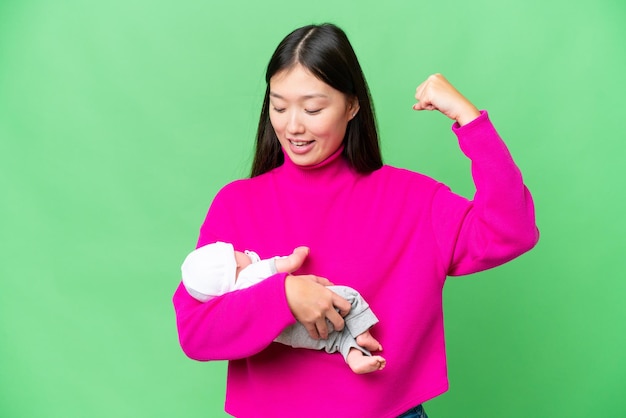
[414,74,539,275]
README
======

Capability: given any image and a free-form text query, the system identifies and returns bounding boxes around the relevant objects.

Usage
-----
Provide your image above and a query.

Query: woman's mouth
[288,139,315,154]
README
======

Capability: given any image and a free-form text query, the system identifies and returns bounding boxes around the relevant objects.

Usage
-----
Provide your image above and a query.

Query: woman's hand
[413,73,480,126]
[285,274,352,340]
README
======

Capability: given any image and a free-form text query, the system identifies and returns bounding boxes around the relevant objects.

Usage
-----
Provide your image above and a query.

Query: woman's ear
[348,96,360,120]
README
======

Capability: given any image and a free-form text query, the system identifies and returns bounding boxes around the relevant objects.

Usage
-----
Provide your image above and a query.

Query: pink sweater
[172,111,538,417]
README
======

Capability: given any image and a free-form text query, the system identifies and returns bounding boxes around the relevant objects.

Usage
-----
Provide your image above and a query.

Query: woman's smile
[288,138,315,154]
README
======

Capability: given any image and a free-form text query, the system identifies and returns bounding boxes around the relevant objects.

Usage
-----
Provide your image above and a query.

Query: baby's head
[182,241,253,284]
[181,242,239,298]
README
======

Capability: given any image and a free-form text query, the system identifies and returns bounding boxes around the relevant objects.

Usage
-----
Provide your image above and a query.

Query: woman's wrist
[455,103,481,126]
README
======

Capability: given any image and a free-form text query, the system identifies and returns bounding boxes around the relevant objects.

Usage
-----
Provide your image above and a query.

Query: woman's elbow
[499,223,540,261]
[522,225,540,253]
[176,326,212,362]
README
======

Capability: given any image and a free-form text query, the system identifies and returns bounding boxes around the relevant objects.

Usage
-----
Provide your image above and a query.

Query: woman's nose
[286,111,305,134]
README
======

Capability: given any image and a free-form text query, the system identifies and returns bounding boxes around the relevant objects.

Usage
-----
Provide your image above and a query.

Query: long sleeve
[172,185,296,361]
[172,275,294,361]
[432,111,539,276]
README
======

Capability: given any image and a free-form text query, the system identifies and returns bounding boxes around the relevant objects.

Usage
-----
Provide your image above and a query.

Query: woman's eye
[305,109,322,115]
[272,107,286,113]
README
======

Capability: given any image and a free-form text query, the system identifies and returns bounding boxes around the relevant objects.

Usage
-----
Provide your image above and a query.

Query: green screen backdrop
[1,1,625,417]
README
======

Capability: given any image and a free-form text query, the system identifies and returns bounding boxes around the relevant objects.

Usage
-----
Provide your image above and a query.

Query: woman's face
[269,64,359,167]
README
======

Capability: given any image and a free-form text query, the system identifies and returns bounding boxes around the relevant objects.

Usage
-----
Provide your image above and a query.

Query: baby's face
[234,250,253,279]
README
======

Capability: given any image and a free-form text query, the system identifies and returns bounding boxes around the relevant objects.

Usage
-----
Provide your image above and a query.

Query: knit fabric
[172,111,539,418]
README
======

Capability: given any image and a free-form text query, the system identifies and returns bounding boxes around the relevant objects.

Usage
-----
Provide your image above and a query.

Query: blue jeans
[397,404,428,418]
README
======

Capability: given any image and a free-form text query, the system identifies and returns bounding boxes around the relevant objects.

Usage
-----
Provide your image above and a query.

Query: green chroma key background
[1,1,624,417]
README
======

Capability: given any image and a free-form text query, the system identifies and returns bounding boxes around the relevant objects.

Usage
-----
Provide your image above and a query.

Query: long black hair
[250,23,382,177]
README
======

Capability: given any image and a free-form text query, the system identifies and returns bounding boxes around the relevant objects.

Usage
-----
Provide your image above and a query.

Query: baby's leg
[274,246,309,273]
[274,318,387,374]
[356,330,383,352]
[346,348,386,374]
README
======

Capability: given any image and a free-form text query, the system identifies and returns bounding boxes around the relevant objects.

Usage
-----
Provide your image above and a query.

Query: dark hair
[250,23,382,177]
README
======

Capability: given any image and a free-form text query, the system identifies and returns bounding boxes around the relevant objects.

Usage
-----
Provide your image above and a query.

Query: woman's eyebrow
[269,92,329,100]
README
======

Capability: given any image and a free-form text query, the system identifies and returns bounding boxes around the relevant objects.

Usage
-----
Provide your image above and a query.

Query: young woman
[173,23,538,418]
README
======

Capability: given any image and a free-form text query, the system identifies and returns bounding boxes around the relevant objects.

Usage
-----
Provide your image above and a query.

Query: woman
[173,23,538,417]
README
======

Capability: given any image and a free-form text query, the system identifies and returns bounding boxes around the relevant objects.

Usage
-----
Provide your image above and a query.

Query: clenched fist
[413,73,480,126]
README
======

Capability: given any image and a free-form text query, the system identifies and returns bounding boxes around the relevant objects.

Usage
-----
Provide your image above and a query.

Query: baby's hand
[275,246,310,273]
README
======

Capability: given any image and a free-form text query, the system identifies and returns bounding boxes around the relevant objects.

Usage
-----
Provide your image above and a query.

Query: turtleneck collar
[274,144,357,188]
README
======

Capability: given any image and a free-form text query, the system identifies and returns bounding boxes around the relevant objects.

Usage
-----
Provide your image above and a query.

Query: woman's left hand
[413,73,481,126]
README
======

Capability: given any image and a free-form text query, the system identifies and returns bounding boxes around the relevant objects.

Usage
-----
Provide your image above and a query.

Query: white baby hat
[181,241,237,301]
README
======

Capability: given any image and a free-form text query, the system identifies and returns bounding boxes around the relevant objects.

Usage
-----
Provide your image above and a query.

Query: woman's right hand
[285,274,351,340]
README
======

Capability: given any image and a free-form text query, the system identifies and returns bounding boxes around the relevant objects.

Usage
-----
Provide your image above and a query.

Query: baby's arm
[274,246,309,273]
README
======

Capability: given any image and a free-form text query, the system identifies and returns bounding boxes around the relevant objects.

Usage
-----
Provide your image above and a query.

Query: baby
[181,242,386,374]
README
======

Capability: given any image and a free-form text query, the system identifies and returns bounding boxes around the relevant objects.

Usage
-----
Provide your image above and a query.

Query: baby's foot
[347,349,386,374]
[356,330,383,352]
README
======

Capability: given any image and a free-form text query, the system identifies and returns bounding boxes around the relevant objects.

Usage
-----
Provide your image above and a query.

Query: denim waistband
[397,404,428,418]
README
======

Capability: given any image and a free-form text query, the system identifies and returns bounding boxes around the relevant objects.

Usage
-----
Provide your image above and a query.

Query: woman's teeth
[290,140,312,147]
